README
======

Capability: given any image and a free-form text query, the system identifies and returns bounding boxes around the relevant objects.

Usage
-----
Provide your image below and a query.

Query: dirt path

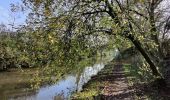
[73,60,170,100]
[94,62,135,100]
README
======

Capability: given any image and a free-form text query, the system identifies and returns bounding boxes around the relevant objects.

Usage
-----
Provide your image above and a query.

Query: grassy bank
[72,62,115,99]
[72,54,170,100]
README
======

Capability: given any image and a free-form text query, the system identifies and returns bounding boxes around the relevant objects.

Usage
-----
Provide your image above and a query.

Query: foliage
[0,35,19,70]
[1,0,170,89]
[19,0,170,77]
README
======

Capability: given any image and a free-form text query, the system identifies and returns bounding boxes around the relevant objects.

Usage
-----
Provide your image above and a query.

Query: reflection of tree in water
[76,62,105,91]
[54,91,64,100]
[5,52,114,100]
[75,57,98,91]
[75,54,114,92]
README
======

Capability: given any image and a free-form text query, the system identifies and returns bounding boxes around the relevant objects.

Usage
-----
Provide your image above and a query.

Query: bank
[72,54,170,100]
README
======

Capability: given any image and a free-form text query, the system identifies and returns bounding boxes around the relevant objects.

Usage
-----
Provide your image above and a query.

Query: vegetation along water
[0,0,170,100]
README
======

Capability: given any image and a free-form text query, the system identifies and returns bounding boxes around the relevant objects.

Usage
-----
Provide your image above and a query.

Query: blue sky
[0,0,26,28]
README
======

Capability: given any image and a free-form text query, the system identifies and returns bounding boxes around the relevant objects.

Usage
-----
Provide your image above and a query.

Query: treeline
[0,30,109,71]
[1,0,170,87]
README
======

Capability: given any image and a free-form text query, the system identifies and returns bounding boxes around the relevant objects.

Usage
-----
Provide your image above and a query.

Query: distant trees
[0,23,7,32]
[0,27,17,70]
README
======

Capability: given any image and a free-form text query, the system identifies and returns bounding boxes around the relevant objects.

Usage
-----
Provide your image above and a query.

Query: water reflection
[6,51,116,100]
[76,63,105,91]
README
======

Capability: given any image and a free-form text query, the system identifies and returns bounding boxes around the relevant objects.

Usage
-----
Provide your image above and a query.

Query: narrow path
[94,62,135,100]
[73,60,170,100]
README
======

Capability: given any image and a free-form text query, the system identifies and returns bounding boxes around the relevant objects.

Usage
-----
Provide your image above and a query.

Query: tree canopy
[17,0,169,78]
[1,0,170,87]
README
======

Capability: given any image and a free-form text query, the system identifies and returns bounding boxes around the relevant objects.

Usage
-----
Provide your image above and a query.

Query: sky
[0,0,26,28]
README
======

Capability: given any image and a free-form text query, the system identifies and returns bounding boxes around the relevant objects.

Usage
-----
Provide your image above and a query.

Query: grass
[122,55,170,100]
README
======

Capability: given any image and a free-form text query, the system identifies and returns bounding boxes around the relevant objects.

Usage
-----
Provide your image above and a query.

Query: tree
[21,0,170,80]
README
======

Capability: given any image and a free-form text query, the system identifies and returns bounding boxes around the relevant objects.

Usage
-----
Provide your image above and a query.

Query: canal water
[1,51,118,100]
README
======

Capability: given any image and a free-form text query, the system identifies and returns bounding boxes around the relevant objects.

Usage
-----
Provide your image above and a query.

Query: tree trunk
[163,55,170,87]
[162,43,170,86]
[127,34,161,77]
[105,0,161,77]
